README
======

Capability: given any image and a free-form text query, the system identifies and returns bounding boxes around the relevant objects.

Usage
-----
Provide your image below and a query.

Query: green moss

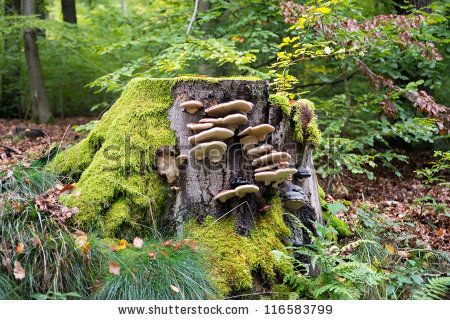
[184,197,293,296]
[268,93,291,117]
[269,94,321,146]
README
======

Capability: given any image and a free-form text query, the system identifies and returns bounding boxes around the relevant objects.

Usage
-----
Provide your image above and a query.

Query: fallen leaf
[170,285,180,293]
[133,237,144,248]
[81,242,91,255]
[437,228,445,238]
[109,261,120,276]
[172,242,182,251]
[16,242,24,254]
[117,239,128,251]
[59,183,75,193]
[75,235,88,248]
[385,244,395,254]
[147,251,157,259]
[162,240,173,247]
[13,261,25,280]
[160,251,169,257]
[32,237,41,247]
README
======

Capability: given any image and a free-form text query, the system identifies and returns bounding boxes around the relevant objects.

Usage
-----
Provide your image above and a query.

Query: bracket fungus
[180,100,203,114]
[254,168,297,186]
[294,167,312,181]
[187,122,214,133]
[280,183,309,210]
[230,177,253,189]
[205,100,253,117]
[247,144,274,157]
[238,124,275,141]
[253,160,289,173]
[188,127,234,145]
[189,141,227,163]
[252,152,292,167]
[155,147,180,184]
[213,184,259,202]
[199,113,248,131]
[240,135,258,150]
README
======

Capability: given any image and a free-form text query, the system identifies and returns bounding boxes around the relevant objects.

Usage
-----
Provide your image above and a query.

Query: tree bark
[61,0,77,24]
[23,0,52,123]
[164,80,322,241]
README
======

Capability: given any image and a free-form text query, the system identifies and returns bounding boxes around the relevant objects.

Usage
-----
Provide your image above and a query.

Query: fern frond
[412,277,450,300]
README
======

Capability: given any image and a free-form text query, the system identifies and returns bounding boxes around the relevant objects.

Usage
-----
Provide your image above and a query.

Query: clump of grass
[92,238,217,300]
[0,162,88,298]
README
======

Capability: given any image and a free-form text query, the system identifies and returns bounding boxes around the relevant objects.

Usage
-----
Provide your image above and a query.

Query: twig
[186,0,199,35]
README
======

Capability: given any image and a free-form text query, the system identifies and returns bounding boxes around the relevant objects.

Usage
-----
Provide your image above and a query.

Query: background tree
[61,0,77,24]
[22,0,52,123]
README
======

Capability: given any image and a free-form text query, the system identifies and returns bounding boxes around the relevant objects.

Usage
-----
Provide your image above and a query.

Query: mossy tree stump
[51,76,322,295]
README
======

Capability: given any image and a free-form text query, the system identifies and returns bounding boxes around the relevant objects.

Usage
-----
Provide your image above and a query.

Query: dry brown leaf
[133,237,144,248]
[16,242,24,254]
[147,251,157,259]
[170,284,180,293]
[13,261,25,280]
[75,235,88,248]
[108,261,120,276]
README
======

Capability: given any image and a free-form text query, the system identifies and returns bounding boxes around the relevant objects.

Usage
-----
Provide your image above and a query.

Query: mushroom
[230,177,253,189]
[187,122,214,133]
[294,167,312,180]
[247,144,273,157]
[235,184,259,197]
[214,189,236,203]
[254,163,279,173]
[200,113,247,131]
[180,100,203,114]
[240,135,258,150]
[188,127,234,145]
[175,154,188,167]
[189,141,227,163]
[154,146,179,184]
[252,152,292,167]
[254,168,297,186]
[280,183,309,210]
[238,124,275,141]
[205,100,253,117]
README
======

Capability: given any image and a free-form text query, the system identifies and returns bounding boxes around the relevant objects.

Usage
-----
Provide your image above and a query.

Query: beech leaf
[109,261,120,276]
[13,261,25,280]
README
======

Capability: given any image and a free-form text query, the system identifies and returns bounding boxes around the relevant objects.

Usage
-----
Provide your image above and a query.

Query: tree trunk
[410,0,431,9]
[120,0,128,17]
[61,0,77,24]
[23,0,52,123]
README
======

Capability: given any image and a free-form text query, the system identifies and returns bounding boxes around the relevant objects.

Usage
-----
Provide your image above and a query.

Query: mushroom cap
[188,127,234,145]
[189,141,227,163]
[205,100,253,117]
[247,144,273,157]
[294,167,312,180]
[254,163,279,173]
[238,124,275,141]
[281,189,308,210]
[214,189,236,203]
[187,122,214,133]
[235,184,259,197]
[252,152,292,167]
[175,154,188,167]
[240,135,258,150]
[254,168,297,186]
[180,100,203,114]
[200,113,247,126]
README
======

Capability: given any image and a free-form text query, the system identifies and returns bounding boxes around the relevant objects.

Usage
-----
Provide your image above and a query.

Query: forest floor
[1,117,448,252]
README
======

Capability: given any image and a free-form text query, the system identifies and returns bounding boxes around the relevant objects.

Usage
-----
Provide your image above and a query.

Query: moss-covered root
[184,197,294,297]
[268,94,321,146]
[48,78,178,236]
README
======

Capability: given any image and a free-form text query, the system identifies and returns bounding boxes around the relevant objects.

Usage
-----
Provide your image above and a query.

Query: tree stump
[51,76,322,294]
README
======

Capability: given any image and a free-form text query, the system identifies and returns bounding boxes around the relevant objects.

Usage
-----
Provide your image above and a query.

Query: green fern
[412,277,450,300]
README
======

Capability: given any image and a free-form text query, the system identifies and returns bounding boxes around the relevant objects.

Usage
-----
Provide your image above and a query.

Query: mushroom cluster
[185,99,254,165]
